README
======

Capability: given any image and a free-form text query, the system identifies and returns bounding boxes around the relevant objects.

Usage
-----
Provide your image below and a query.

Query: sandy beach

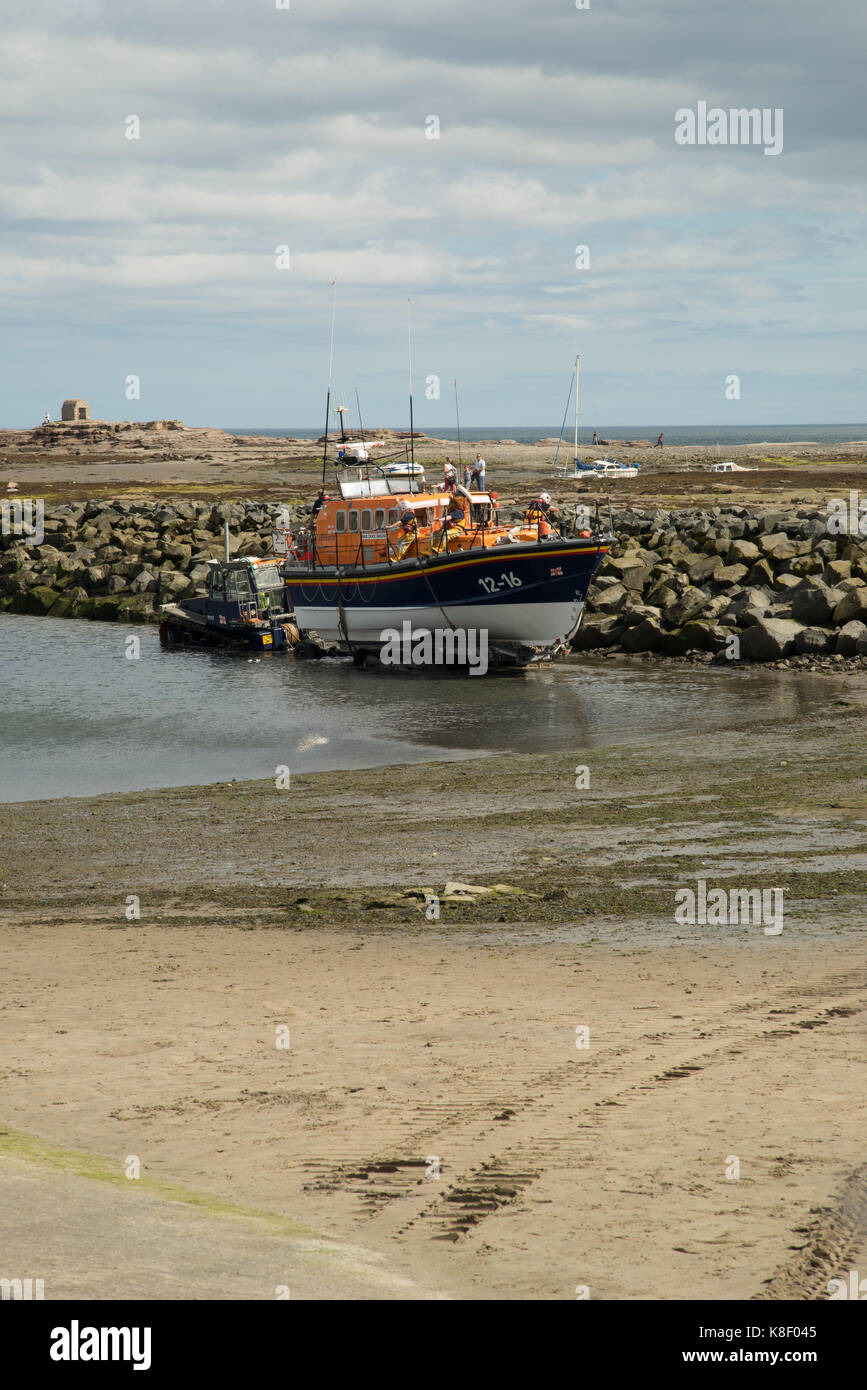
[1,672,865,1300]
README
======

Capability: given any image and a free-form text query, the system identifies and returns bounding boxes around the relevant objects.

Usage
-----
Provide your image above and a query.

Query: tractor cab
[205,558,286,620]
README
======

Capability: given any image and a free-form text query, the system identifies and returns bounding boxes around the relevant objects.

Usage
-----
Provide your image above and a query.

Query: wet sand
[1,672,865,1299]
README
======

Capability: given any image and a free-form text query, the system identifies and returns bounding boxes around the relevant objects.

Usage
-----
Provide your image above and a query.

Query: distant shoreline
[222,424,867,448]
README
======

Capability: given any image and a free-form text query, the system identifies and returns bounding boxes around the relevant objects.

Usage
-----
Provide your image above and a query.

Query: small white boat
[590,458,639,478]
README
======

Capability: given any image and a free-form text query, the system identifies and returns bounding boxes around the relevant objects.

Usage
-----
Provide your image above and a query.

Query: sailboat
[554,356,638,479]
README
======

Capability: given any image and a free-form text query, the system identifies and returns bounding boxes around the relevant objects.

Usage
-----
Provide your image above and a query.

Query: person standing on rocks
[656,433,664,447]
[471,454,486,490]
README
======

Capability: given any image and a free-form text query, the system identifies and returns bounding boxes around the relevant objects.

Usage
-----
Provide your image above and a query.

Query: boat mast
[573,352,580,463]
[321,278,337,491]
[407,297,415,470]
[454,378,462,473]
[355,388,370,487]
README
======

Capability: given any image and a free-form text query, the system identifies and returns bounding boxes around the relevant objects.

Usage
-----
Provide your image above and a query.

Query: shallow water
[0,614,827,802]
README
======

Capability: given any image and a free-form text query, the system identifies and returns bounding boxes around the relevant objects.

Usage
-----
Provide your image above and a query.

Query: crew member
[311,489,328,521]
[524,492,559,537]
[434,499,465,551]
[391,508,419,559]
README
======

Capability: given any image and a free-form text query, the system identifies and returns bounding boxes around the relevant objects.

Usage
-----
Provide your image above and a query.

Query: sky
[1,0,865,428]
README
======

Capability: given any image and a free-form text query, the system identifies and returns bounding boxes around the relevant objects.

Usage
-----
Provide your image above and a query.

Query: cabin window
[225,570,252,602]
[335,510,347,532]
[374,508,385,529]
[361,509,372,531]
[388,508,398,525]
[348,510,360,532]
[207,569,225,600]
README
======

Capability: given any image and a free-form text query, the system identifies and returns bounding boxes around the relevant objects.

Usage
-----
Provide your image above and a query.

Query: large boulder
[712,563,749,588]
[572,616,624,650]
[620,617,665,652]
[663,585,710,627]
[791,582,844,626]
[794,627,836,655]
[832,588,867,625]
[683,553,723,585]
[679,620,728,652]
[728,538,760,564]
[24,584,60,615]
[824,560,852,585]
[84,564,109,590]
[619,603,662,629]
[758,532,797,563]
[740,617,803,661]
[116,594,156,622]
[745,558,775,588]
[835,620,867,655]
[786,554,823,578]
[592,582,628,614]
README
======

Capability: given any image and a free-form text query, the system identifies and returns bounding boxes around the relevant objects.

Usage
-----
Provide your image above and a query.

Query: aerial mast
[573,353,580,465]
[407,298,415,470]
[321,278,337,490]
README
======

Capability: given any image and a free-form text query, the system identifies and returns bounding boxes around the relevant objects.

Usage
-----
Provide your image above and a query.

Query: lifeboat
[280,462,613,666]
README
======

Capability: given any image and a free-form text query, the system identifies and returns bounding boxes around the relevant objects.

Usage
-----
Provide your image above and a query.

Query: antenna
[321,278,337,490]
[453,378,463,472]
[355,388,370,487]
[407,297,415,470]
[574,352,580,463]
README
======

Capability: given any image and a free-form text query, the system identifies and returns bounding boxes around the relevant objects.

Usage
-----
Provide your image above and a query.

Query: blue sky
[1,0,864,428]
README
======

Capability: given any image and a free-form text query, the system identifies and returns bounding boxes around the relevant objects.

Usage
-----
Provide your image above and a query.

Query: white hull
[295,597,586,648]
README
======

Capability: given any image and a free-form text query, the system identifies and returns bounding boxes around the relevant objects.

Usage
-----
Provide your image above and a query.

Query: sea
[225,425,867,446]
[0,614,828,803]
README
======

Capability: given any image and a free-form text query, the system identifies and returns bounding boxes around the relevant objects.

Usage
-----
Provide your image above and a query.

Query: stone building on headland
[61,398,90,421]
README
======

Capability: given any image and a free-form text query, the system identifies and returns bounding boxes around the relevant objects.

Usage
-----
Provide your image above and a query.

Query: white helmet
[539,492,551,505]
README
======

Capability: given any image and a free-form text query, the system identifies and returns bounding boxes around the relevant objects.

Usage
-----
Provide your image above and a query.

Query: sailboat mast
[321,278,337,490]
[454,378,463,471]
[407,298,415,470]
[573,353,580,461]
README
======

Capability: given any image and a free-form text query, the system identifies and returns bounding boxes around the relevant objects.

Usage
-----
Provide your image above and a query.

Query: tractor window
[225,570,252,602]
[253,564,280,590]
[348,510,360,532]
[335,509,347,532]
[208,568,225,600]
